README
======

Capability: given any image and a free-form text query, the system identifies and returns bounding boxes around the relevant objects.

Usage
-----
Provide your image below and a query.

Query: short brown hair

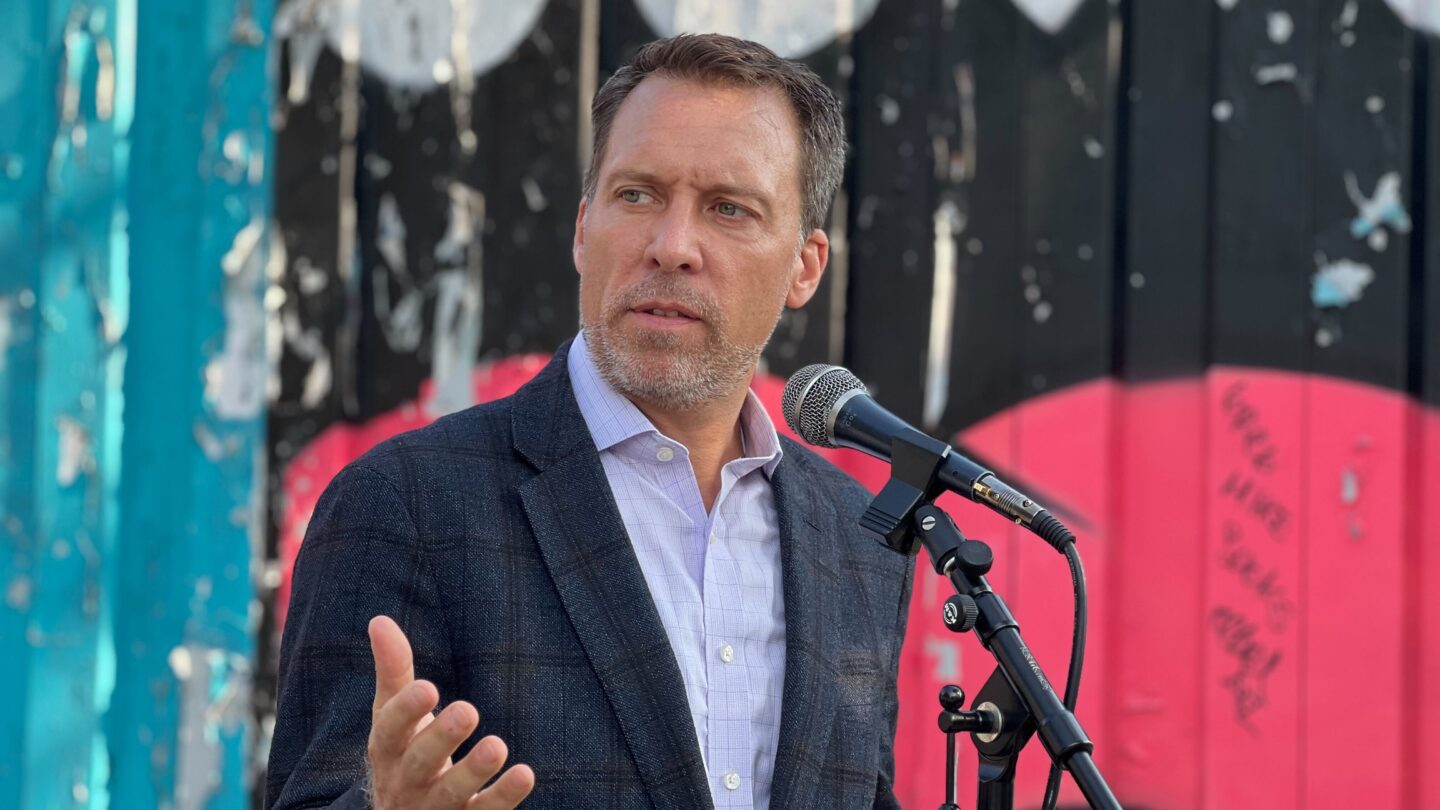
[583,33,846,235]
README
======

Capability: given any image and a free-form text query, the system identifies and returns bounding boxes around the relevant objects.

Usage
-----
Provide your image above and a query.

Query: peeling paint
[923,201,960,431]
[1311,258,1374,309]
[427,184,485,418]
[168,644,253,810]
[374,195,425,353]
[56,415,95,486]
[194,422,243,462]
[205,219,268,420]
[1346,171,1411,245]
[447,0,478,154]
[0,296,12,370]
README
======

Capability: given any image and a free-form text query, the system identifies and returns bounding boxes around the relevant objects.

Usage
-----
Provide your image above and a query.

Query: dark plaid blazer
[266,343,915,809]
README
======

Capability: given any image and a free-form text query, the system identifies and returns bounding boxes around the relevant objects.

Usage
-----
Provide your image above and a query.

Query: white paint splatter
[923,201,960,431]
[1213,100,1234,122]
[1267,12,1294,44]
[1340,468,1360,505]
[635,0,883,59]
[1311,258,1374,309]
[376,194,407,276]
[428,184,485,418]
[205,218,268,420]
[877,95,900,126]
[374,194,425,353]
[1010,0,1086,34]
[520,177,548,213]
[1254,63,1299,85]
[1346,171,1411,243]
[1218,0,1239,9]
[275,0,547,91]
[1385,0,1440,37]
[193,422,243,461]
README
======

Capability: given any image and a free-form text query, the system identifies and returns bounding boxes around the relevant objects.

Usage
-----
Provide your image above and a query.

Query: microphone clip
[858,427,952,557]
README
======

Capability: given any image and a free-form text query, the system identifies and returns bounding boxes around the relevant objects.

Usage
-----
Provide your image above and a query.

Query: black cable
[1040,540,1088,810]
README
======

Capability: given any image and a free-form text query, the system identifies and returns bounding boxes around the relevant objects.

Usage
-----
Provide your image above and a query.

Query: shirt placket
[703,487,755,807]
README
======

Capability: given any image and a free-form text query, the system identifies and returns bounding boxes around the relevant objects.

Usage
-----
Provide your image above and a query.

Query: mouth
[627,301,703,327]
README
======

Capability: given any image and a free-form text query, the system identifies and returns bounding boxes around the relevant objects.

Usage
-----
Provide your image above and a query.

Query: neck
[633,382,751,513]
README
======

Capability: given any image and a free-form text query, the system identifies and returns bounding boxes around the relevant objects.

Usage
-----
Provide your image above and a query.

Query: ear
[785,228,829,309]
[572,197,588,273]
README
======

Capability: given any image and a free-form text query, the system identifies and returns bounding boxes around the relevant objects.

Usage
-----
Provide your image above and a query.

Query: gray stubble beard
[580,274,785,412]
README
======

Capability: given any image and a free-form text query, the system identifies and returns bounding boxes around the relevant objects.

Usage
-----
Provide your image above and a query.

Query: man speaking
[266,33,914,810]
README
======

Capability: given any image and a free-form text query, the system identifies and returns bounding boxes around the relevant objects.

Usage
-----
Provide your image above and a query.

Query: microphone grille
[781,364,867,448]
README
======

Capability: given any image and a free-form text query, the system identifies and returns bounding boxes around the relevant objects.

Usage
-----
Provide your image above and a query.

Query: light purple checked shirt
[568,332,786,810]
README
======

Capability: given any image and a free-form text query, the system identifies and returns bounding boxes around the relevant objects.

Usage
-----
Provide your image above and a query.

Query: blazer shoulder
[341,397,521,488]
[777,436,874,518]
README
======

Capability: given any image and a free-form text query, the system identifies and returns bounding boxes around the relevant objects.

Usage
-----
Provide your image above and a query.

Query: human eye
[715,201,750,219]
[618,188,652,204]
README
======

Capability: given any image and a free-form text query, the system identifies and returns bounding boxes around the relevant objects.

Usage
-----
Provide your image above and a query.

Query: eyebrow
[609,169,772,216]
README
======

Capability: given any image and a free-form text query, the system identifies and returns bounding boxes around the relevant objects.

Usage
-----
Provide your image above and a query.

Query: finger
[464,764,536,810]
[429,736,509,808]
[398,700,480,790]
[369,679,439,759]
[369,615,415,714]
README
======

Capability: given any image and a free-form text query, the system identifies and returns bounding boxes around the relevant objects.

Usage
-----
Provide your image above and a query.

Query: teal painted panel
[1,0,132,808]
[108,0,273,807]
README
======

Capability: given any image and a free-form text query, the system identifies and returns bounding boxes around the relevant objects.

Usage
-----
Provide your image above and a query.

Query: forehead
[598,75,803,198]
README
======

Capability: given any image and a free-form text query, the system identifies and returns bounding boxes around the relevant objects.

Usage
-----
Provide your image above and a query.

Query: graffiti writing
[1221,381,1280,474]
[1210,606,1284,730]
[1220,470,1291,540]
[1219,521,1295,633]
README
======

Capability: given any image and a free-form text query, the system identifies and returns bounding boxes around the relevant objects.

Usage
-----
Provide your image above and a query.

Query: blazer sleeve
[873,556,915,809]
[265,462,455,810]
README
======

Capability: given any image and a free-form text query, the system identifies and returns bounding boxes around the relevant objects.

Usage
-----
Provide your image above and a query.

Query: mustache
[608,278,723,324]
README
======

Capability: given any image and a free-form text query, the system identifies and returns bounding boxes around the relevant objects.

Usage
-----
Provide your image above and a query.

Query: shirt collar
[567,330,784,478]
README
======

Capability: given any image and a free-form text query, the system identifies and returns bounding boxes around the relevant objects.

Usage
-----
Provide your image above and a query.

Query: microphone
[782,364,1075,552]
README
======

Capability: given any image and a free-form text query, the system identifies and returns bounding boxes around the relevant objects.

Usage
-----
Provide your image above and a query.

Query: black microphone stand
[859,429,1122,810]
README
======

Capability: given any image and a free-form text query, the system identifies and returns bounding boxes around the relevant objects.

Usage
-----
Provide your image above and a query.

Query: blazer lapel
[767,456,843,810]
[512,349,713,809]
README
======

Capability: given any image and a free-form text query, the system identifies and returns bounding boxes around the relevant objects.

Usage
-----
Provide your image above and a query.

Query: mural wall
[5,0,1440,808]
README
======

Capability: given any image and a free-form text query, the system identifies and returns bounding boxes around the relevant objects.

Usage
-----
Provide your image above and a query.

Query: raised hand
[366,615,536,809]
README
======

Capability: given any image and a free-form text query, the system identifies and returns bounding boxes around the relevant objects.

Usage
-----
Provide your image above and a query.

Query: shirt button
[719,644,735,664]
[656,446,675,462]
[724,772,741,791]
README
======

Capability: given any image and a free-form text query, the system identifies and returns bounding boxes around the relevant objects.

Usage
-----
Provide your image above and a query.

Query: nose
[643,204,703,273]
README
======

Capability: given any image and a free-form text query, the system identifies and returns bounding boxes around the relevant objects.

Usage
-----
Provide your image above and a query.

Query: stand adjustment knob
[942,594,979,633]
[939,684,965,712]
